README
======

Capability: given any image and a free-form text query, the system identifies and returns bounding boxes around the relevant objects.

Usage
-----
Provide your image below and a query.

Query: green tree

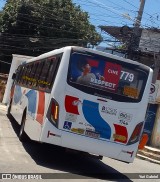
[0,0,102,57]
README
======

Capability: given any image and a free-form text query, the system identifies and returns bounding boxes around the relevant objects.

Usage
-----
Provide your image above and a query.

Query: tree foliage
[0,0,102,54]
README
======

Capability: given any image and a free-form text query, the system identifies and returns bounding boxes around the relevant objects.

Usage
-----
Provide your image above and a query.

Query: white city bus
[8,46,152,163]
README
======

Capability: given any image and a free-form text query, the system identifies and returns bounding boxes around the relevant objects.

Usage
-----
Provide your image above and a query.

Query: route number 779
[120,71,134,82]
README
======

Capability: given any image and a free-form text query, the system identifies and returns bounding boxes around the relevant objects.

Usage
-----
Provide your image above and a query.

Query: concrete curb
[144,146,160,155]
[137,154,160,165]
[138,150,160,161]
[137,146,160,165]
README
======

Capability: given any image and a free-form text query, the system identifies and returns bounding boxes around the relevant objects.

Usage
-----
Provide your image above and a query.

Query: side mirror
[12,73,16,80]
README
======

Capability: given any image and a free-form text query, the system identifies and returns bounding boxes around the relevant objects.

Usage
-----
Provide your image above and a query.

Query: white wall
[2,54,34,104]
[139,29,160,53]
[151,104,160,148]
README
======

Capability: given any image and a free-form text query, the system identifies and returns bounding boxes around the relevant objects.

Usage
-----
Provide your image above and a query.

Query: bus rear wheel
[7,100,12,116]
[19,113,29,142]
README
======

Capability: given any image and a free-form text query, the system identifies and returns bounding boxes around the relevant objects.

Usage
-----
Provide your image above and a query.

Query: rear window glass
[67,51,149,102]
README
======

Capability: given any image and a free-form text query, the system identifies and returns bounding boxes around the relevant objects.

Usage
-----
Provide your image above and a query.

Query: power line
[1,1,99,37]
[16,11,130,30]
[84,0,144,27]
[15,0,135,28]
[123,0,153,17]
[76,0,160,28]
[122,0,160,27]
[1,0,160,52]
[0,0,151,38]
[0,60,11,65]
[5,0,160,31]
[80,0,136,14]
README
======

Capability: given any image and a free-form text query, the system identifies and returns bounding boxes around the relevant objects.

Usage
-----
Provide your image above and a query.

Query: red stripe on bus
[65,95,80,115]
[36,91,45,124]
[114,124,128,143]
[10,85,15,99]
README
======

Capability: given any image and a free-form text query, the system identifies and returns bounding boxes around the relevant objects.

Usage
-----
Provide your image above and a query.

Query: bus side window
[38,59,51,89]
[25,65,32,86]
[30,63,38,87]
[20,66,28,85]
[46,57,59,91]
[26,64,34,87]
[17,66,23,84]
[16,66,22,83]
[34,61,44,88]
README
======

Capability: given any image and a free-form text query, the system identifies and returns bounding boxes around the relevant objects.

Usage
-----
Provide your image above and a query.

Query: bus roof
[24,46,151,70]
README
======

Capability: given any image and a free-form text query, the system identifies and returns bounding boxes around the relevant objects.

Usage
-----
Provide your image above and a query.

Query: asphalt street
[0,104,160,182]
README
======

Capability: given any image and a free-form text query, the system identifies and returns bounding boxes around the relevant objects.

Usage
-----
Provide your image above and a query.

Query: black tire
[98,155,103,160]
[7,100,12,116]
[19,113,29,142]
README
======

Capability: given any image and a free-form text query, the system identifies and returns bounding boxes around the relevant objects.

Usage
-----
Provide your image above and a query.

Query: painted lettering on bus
[108,69,118,75]
[90,78,116,89]
[22,76,36,82]
[22,76,50,86]
[38,80,50,85]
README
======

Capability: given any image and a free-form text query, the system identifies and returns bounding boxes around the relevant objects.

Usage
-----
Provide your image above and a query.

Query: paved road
[0,104,160,182]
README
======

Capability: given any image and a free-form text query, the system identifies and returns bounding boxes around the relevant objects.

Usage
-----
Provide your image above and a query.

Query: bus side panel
[24,91,50,141]
[10,85,27,125]
[40,119,62,146]
[10,84,51,141]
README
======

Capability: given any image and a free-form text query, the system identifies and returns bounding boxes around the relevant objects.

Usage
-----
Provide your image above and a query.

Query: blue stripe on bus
[14,85,22,104]
[25,90,37,117]
[82,100,111,139]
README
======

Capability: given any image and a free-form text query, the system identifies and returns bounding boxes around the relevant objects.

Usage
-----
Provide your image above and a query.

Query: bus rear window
[67,51,149,102]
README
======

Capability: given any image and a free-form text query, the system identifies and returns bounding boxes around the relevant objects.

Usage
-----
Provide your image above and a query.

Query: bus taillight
[49,99,59,126]
[127,122,143,145]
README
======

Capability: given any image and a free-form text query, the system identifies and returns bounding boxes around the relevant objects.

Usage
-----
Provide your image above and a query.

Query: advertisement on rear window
[69,57,122,91]
[68,52,148,101]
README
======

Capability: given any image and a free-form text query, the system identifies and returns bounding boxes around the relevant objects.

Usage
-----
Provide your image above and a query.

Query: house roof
[99,25,160,43]
[99,25,142,43]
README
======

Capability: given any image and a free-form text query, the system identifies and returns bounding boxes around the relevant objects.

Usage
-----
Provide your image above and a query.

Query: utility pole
[130,0,160,84]
[134,0,146,30]
[128,0,146,60]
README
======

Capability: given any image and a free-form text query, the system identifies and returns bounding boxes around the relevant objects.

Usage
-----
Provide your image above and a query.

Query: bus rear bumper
[40,119,138,163]
[61,130,138,163]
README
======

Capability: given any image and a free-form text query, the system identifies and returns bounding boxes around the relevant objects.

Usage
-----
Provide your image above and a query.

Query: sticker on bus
[101,106,117,116]
[71,128,85,134]
[65,113,77,122]
[63,121,72,130]
[123,86,139,98]
[113,134,127,142]
[85,130,100,139]
[118,112,132,121]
